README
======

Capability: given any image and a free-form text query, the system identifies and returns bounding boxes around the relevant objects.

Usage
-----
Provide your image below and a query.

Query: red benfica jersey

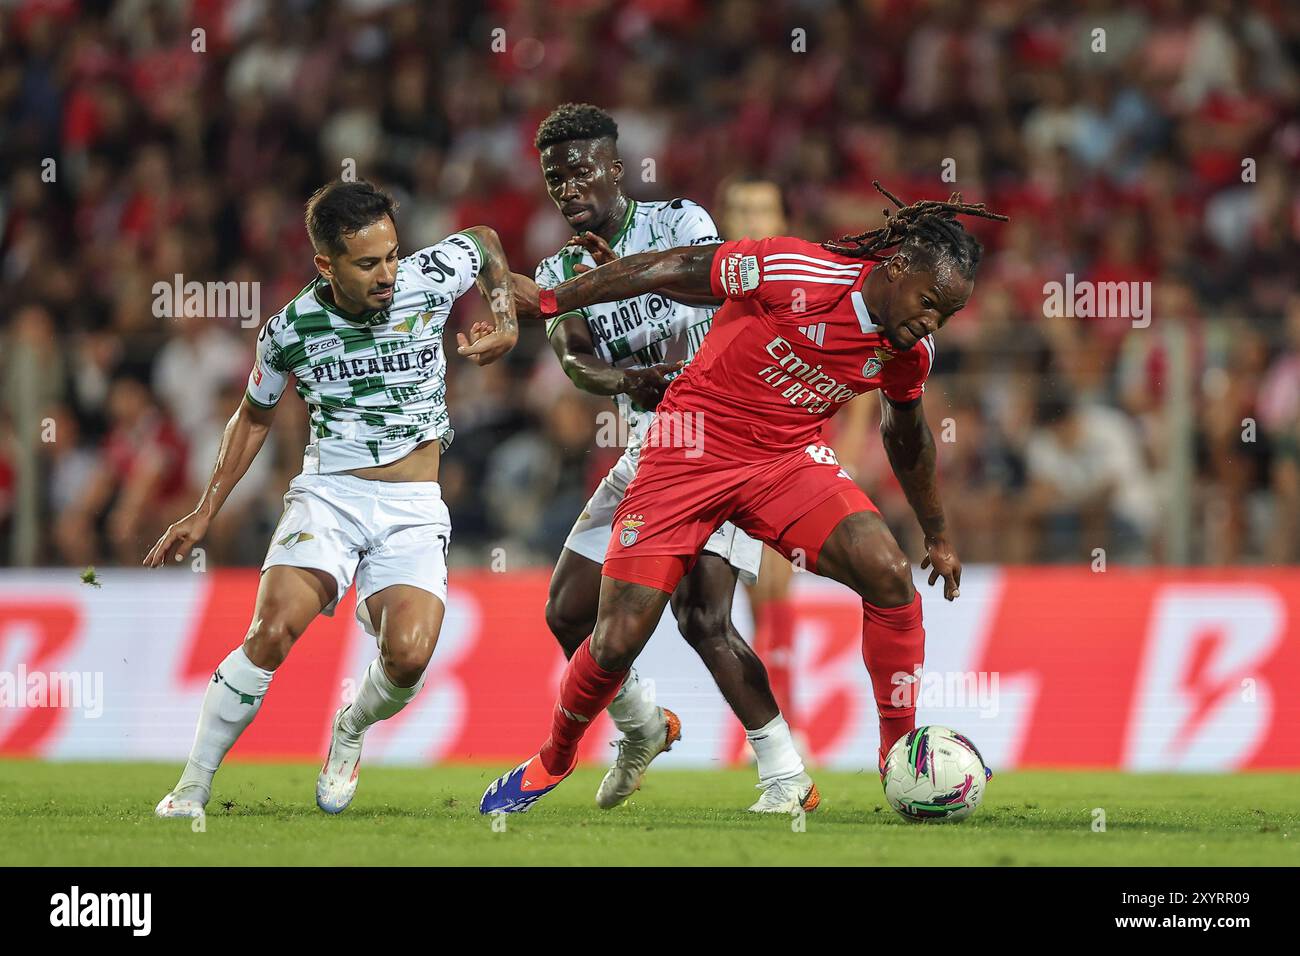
[648,236,934,456]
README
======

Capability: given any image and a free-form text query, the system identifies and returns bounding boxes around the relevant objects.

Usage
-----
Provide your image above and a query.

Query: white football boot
[748,771,821,814]
[594,707,682,809]
[316,706,365,814]
[154,784,208,818]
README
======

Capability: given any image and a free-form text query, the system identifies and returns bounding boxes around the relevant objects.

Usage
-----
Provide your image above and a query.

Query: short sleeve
[246,313,290,408]
[534,256,563,291]
[710,236,865,321]
[663,198,722,247]
[408,231,484,300]
[881,334,935,404]
[710,237,767,300]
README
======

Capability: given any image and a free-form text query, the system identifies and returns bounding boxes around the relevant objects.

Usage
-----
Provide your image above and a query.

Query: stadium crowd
[1,0,1298,570]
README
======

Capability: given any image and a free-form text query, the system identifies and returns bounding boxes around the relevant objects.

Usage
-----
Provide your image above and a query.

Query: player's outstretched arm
[545,244,720,316]
[456,225,519,366]
[143,397,275,567]
[548,315,683,406]
[879,393,962,601]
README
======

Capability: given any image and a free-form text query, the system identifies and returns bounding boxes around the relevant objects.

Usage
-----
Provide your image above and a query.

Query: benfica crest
[619,514,645,546]
[863,347,894,379]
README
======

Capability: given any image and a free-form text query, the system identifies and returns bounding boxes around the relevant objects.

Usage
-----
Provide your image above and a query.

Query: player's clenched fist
[144,511,210,568]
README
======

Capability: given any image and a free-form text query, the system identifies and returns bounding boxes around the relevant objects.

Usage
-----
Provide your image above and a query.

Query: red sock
[539,637,628,775]
[755,599,796,723]
[861,593,925,762]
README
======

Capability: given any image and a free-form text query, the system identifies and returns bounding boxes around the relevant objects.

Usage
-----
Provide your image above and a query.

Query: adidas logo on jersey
[798,323,827,346]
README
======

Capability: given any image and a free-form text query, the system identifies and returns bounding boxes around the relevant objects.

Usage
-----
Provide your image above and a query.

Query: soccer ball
[881,725,989,822]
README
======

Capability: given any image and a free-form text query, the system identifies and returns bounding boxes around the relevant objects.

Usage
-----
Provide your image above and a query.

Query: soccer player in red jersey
[482,185,1006,813]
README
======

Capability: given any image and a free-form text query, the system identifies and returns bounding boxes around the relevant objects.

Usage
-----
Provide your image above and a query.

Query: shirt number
[805,444,839,465]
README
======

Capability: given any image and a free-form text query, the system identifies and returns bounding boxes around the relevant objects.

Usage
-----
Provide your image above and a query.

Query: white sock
[605,668,660,736]
[176,646,274,796]
[339,657,425,738]
[748,713,805,783]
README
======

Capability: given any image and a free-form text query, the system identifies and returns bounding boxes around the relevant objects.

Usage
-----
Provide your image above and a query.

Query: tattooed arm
[546,244,721,314]
[456,225,519,366]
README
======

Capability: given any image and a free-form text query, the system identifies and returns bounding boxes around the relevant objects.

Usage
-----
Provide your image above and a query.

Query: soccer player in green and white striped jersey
[147,180,518,818]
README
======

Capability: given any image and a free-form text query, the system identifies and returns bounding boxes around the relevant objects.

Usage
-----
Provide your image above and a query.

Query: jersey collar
[312,277,388,325]
[850,289,882,335]
[605,197,636,249]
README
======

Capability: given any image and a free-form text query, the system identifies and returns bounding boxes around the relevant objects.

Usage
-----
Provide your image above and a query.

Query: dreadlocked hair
[822,181,1008,280]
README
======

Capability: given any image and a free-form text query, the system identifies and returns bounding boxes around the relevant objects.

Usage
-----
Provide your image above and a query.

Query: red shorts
[605,440,877,593]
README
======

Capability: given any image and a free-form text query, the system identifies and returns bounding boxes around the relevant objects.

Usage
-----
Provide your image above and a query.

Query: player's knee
[673,601,730,648]
[589,623,642,672]
[858,548,915,607]
[381,632,435,688]
[589,634,632,671]
[243,615,300,669]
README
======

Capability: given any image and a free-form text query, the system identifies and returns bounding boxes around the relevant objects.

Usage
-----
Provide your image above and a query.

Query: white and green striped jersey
[246,231,484,474]
[536,198,721,447]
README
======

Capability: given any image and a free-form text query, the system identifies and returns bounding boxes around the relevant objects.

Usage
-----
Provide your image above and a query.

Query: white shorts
[261,473,451,638]
[564,444,763,585]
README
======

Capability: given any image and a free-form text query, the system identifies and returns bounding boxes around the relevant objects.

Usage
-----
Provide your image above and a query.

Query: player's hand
[621,361,684,410]
[144,510,210,568]
[457,320,517,366]
[566,232,618,269]
[920,535,961,601]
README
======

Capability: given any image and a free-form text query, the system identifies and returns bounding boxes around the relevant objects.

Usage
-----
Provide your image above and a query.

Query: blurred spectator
[1025,389,1159,562]
[151,316,248,436]
[54,373,189,566]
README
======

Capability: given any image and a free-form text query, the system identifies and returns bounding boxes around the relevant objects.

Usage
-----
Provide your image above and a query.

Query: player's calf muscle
[545,551,602,656]
[544,597,591,656]
[670,563,735,646]
[671,600,730,644]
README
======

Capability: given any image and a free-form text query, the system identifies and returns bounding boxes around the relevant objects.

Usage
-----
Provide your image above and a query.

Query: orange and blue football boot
[480,752,573,814]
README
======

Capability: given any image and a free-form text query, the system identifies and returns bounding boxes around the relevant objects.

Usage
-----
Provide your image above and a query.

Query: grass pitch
[1,760,1296,866]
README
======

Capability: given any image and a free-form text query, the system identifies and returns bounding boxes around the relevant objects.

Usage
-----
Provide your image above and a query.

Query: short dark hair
[535,103,618,151]
[305,180,398,254]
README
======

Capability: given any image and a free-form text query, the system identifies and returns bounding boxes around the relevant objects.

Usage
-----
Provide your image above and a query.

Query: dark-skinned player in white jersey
[526,104,812,812]
[483,183,1006,813]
